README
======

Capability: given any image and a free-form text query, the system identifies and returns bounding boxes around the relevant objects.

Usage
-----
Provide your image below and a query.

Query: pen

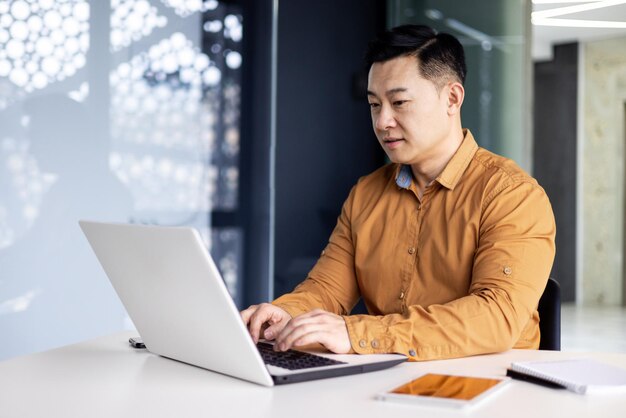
[506,369,567,389]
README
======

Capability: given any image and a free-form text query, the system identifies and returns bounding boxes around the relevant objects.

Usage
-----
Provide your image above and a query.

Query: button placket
[399,193,419,312]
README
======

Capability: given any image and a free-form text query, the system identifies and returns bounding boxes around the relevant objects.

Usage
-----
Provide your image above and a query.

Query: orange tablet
[377,373,510,409]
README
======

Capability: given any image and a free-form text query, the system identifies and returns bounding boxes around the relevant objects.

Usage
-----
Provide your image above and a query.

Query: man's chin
[383,151,412,165]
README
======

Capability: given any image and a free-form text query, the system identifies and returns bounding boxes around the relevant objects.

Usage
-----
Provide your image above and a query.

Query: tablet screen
[390,373,504,401]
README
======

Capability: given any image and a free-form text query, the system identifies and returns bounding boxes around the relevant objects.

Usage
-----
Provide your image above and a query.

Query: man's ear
[446,82,465,116]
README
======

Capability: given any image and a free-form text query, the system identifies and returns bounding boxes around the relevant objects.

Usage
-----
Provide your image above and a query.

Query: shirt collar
[436,129,478,190]
[394,164,413,189]
[394,129,478,191]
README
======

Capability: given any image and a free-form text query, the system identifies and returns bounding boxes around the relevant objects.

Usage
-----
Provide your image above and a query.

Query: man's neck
[410,128,465,197]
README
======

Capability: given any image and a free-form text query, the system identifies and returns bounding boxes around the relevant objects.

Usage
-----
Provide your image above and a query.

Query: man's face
[367,55,453,166]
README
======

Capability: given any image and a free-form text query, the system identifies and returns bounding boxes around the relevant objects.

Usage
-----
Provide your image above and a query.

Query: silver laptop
[79,221,406,386]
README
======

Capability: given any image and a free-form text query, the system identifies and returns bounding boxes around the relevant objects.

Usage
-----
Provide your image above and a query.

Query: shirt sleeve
[343,180,556,361]
[272,185,361,319]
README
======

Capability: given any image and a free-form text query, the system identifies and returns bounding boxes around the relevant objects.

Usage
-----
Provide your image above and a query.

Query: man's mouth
[383,138,404,144]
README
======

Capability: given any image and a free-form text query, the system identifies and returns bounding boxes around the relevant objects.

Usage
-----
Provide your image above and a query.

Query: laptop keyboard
[256,342,347,370]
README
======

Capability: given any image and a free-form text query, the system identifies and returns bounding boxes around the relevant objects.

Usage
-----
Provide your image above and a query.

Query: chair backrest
[537,277,561,351]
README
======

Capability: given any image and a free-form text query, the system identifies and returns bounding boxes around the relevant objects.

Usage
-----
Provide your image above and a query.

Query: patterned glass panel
[0,0,243,360]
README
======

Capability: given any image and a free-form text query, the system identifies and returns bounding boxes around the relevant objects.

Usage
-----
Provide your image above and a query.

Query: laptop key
[257,342,347,370]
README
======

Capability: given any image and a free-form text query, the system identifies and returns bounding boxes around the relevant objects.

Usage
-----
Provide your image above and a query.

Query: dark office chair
[537,277,561,351]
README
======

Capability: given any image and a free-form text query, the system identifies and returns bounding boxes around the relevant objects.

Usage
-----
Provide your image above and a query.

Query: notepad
[510,359,626,395]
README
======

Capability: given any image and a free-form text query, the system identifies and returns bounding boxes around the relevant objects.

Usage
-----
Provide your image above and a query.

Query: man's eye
[368,102,380,109]
[393,100,407,107]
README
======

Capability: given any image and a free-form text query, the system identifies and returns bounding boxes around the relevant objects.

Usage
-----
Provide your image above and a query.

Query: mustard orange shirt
[273,130,556,361]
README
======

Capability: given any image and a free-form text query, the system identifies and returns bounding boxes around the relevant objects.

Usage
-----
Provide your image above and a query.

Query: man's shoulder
[344,163,397,205]
[469,147,550,210]
[355,163,397,189]
[472,147,537,187]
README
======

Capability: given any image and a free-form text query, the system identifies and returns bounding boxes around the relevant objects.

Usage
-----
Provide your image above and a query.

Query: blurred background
[0,0,625,360]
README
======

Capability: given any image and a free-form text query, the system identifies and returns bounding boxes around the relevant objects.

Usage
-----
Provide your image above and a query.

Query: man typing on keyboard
[241,24,556,361]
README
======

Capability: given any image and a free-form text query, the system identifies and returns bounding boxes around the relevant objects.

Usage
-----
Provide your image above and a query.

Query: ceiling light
[532,1,601,4]
[532,0,626,19]
[532,17,626,27]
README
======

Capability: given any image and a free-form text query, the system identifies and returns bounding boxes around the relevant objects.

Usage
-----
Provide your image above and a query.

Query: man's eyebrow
[386,87,408,95]
[366,88,408,97]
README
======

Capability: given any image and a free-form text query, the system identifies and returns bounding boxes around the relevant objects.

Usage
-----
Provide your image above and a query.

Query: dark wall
[274,0,386,297]
[239,0,275,307]
[533,43,578,302]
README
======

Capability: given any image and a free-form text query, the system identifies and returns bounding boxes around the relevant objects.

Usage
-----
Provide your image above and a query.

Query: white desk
[1,331,625,418]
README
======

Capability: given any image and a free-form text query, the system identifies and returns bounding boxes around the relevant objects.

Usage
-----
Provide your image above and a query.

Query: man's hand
[274,309,352,354]
[240,303,292,343]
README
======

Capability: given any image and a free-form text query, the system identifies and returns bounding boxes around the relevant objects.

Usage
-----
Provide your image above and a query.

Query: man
[241,25,556,361]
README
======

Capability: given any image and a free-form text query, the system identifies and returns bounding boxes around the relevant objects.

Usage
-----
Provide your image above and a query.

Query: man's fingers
[248,307,271,344]
[274,312,339,349]
[291,330,329,348]
[267,310,283,325]
[240,305,258,324]
[262,310,291,339]
[275,323,327,351]
[275,314,321,343]
[263,319,288,340]
[273,311,351,354]
[240,304,292,343]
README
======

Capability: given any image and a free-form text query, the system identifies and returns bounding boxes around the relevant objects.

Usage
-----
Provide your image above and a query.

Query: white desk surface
[1,331,625,418]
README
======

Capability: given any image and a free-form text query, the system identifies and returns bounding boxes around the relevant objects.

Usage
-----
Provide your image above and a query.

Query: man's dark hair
[365,25,466,89]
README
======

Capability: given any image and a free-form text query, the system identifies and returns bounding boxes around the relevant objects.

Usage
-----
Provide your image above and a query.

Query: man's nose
[374,106,396,131]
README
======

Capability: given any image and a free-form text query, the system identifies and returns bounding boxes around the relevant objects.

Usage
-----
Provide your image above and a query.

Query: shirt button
[409,349,416,357]
[503,266,512,275]
[321,249,326,256]
[399,291,405,300]
[359,340,367,348]
[408,247,415,255]
[371,340,379,349]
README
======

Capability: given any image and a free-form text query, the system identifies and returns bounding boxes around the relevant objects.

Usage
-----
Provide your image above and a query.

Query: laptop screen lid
[79,220,274,386]
[80,221,407,386]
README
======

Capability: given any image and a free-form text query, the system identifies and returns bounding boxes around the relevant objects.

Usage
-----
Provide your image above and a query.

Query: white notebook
[511,359,626,395]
